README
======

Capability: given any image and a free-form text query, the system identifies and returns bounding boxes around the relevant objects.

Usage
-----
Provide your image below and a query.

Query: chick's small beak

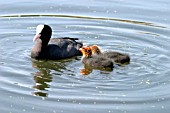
[79,48,83,52]
[33,34,41,42]
[79,48,82,51]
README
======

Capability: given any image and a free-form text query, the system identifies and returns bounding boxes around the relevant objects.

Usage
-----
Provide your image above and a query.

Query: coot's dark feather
[102,51,130,64]
[31,24,83,60]
[91,45,130,64]
[82,56,114,70]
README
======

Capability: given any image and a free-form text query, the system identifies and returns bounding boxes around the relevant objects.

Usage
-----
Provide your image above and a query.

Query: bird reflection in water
[80,64,113,76]
[31,58,74,97]
[80,64,93,75]
[32,60,53,97]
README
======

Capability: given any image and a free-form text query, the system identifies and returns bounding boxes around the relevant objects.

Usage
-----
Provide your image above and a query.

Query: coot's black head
[33,24,52,44]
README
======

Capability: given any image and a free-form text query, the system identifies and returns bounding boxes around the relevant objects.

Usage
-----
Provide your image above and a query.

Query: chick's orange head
[79,46,92,58]
[90,45,101,55]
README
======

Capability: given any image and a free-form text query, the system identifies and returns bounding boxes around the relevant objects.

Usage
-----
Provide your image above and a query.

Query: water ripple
[0,14,166,28]
[0,10,170,113]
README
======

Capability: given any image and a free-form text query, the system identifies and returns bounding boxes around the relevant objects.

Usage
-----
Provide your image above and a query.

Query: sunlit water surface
[0,0,170,113]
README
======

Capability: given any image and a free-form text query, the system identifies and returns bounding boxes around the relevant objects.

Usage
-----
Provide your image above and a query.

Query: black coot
[31,24,83,60]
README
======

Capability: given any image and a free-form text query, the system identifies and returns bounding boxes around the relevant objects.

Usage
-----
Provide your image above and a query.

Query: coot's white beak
[79,48,82,51]
[33,34,41,42]
[33,24,44,42]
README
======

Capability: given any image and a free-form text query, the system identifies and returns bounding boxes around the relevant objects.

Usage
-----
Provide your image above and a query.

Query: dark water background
[0,0,170,113]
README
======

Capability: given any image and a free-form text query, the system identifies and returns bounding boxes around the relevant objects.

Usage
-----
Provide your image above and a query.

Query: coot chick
[79,46,114,71]
[90,45,130,64]
[31,24,83,60]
